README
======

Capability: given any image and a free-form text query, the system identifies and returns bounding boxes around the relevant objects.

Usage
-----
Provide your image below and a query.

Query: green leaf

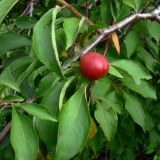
[124,31,139,58]
[124,92,146,130]
[33,8,63,77]
[95,102,118,141]
[146,20,160,43]
[109,66,124,78]
[100,0,112,24]
[101,91,123,114]
[123,0,136,10]
[63,17,85,50]
[3,95,24,102]
[17,61,37,85]
[111,59,151,85]
[36,72,58,97]
[137,47,156,73]
[0,0,19,24]
[0,67,20,91]
[0,32,31,54]
[121,77,157,99]
[15,103,57,122]
[16,16,36,29]
[92,77,112,97]
[55,84,91,160]
[10,108,38,160]
[59,76,75,111]
[51,6,63,75]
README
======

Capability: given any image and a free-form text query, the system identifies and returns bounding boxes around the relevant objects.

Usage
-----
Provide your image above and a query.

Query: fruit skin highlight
[80,52,109,80]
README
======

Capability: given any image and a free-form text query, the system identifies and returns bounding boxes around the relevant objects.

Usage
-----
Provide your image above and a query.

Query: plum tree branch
[62,5,160,69]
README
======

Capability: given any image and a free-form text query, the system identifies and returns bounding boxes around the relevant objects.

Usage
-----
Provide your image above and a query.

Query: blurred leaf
[109,66,124,78]
[112,32,120,54]
[63,17,85,50]
[3,95,24,102]
[95,102,118,141]
[15,103,57,122]
[0,32,31,54]
[137,47,156,73]
[59,76,75,111]
[88,118,97,139]
[10,108,38,160]
[0,67,20,91]
[100,0,112,25]
[123,0,140,11]
[36,72,58,97]
[92,77,112,97]
[0,0,19,24]
[55,84,91,160]
[124,31,139,58]
[101,91,123,114]
[17,60,37,85]
[146,20,160,43]
[33,8,63,77]
[16,16,36,29]
[124,92,146,130]
[111,59,151,85]
[121,77,157,99]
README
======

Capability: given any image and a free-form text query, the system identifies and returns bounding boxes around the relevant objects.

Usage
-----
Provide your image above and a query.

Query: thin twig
[103,35,111,56]
[62,5,160,69]
[57,0,93,25]
[0,121,11,143]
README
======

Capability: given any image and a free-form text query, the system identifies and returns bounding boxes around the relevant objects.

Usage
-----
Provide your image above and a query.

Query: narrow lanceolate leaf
[112,32,120,55]
[88,118,98,139]
[124,92,146,131]
[0,0,19,24]
[124,30,139,58]
[111,59,151,85]
[15,103,57,122]
[121,77,157,99]
[95,103,118,141]
[10,108,38,160]
[55,84,91,160]
[109,66,124,78]
[0,67,20,92]
[59,76,75,111]
[33,8,63,77]
[52,6,63,77]
[63,17,85,50]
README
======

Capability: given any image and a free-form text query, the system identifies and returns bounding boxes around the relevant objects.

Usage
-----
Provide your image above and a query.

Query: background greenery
[0,0,160,160]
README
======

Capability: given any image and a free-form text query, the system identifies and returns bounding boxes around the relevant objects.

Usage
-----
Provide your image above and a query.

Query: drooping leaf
[124,30,139,58]
[123,0,136,10]
[121,77,157,99]
[10,108,38,160]
[33,8,63,77]
[15,103,57,122]
[111,59,151,85]
[0,67,20,92]
[112,32,120,55]
[88,118,98,139]
[124,92,146,130]
[100,0,112,25]
[95,102,118,141]
[109,66,124,78]
[101,91,123,114]
[92,77,112,97]
[146,20,160,43]
[63,17,85,50]
[59,76,75,111]
[55,84,91,160]
[0,0,19,24]
[0,32,31,54]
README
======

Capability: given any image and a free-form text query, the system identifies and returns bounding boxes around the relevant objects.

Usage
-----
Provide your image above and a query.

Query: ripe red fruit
[80,52,109,80]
